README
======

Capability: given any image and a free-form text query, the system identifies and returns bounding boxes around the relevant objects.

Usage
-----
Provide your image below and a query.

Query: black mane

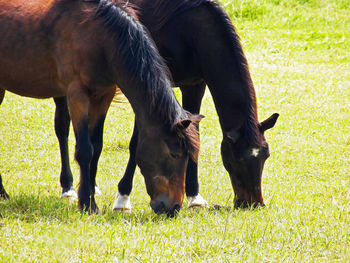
[205,1,260,144]
[86,0,186,126]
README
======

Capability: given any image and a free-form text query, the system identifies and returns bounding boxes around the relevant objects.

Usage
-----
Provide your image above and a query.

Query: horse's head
[136,114,203,217]
[221,113,279,208]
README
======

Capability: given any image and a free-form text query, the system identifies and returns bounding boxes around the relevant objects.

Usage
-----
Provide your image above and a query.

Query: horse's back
[0,0,56,14]
[136,0,239,87]
[0,0,110,98]
[135,0,213,86]
[0,0,66,97]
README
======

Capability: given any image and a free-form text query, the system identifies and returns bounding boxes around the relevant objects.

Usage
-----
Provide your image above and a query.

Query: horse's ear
[259,113,279,132]
[190,114,205,126]
[173,114,205,131]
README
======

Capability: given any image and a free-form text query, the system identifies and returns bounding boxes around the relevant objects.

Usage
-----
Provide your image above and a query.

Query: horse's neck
[208,63,258,136]
[192,3,258,135]
[135,98,183,134]
[119,78,183,131]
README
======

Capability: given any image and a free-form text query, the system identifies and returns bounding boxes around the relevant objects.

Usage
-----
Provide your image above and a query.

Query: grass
[0,0,349,261]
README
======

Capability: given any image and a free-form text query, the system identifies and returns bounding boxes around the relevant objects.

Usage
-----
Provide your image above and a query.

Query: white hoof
[112,192,131,212]
[61,189,78,202]
[188,194,208,208]
[95,186,102,196]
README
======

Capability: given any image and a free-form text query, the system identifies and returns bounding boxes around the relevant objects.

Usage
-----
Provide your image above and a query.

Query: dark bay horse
[114,0,279,209]
[0,0,202,216]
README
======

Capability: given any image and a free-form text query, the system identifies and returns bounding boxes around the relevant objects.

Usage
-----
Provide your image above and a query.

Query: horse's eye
[170,152,182,159]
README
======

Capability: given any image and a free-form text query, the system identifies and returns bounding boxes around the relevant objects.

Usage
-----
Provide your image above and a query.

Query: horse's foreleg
[113,121,138,211]
[67,82,95,213]
[0,174,9,200]
[53,97,77,200]
[180,83,208,208]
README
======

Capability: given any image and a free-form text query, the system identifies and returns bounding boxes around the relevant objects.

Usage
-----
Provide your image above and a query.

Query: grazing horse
[115,0,279,209]
[0,0,202,216]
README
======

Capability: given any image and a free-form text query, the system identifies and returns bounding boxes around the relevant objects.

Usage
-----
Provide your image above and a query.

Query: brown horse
[0,0,202,216]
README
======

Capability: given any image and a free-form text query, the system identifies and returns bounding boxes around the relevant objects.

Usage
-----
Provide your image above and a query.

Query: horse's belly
[4,82,65,99]
[0,57,65,98]
[0,71,65,99]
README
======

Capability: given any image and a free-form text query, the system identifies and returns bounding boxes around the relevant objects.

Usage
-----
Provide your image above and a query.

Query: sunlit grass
[0,0,349,261]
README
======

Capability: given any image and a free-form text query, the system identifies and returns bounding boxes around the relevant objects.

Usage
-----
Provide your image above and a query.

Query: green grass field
[0,0,349,261]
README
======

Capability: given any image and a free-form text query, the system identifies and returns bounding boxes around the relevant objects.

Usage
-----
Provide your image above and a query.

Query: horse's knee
[54,97,70,137]
[75,143,93,164]
[92,141,103,158]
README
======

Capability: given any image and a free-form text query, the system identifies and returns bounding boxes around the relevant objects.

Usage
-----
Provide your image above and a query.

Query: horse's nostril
[173,203,181,212]
[167,203,181,218]
[157,201,166,213]
[234,198,249,209]
[151,200,166,214]
[234,198,265,209]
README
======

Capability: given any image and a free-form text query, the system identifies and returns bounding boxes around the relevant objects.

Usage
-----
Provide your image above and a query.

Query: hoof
[188,194,208,208]
[94,186,102,196]
[61,188,78,202]
[113,208,132,213]
[78,198,99,214]
[112,192,131,212]
[0,191,9,200]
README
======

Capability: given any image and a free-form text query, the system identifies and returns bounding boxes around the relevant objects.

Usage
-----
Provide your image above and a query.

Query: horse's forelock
[181,124,200,163]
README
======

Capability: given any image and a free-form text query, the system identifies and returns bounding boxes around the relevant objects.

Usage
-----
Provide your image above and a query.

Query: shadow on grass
[0,194,79,223]
[0,194,183,224]
[0,194,265,225]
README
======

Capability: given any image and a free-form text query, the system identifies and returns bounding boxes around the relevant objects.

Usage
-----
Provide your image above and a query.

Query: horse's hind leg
[113,121,137,211]
[66,82,96,213]
[0,174,9,200]
[180,83,208,208]
[53,97,77,200]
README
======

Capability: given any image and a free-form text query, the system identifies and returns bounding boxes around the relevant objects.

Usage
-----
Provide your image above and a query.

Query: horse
[0,0,202,216]
[114,0,279,209]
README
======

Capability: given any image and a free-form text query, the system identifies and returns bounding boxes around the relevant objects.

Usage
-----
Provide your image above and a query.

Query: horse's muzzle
[150,196,181,217]
[234,197,265,209]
